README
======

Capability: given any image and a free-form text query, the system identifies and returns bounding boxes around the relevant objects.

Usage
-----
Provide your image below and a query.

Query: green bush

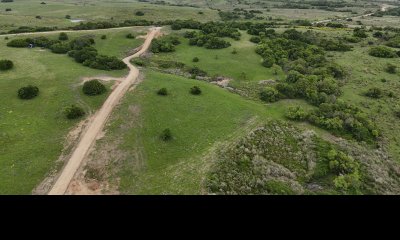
[157,88,168,96]
[50,42,71,54]
[385,63,397,74]
[190,86,202,95]
[260,87,279,103]
[160,128,172,141]
[82,80,107,96]
[18,85,39,100]
[101,35,107,40]
[369,46,397,58]
[7,38,30,48]
[286,106,308,121]
[192,57,199,62]
[64,105,85,119]
[365,87,383,98]
[58,32,69,41]
[0,59,14,71]
[135,11,145,16]
[126,33,135,39]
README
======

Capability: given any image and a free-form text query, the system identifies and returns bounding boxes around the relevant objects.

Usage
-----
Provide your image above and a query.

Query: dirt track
[48,27,161,195]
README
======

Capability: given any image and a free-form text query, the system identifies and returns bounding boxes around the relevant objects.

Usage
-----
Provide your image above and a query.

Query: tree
[58,32,69,41]
[157,88,168,96]
[190,86,202,95]
[160,128,172,141]
[0,59,13,71]
[64,105,85,119]
[18,85,39,100]
[82,80,107,96]
[260,87,279,103]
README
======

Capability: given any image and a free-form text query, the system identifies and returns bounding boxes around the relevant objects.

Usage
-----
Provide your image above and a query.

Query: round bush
[160,128,172,141]
[135,11,145,16]
[126,33,135,39]
[82,80,107,96]
[64,105,85,119]
[59,32,69,41]
[0,59,14,71]
[192,57,199,62]
[101,35,107,40]
[190,86,202,95]
[157,88,168,96]
[18,85,39,100]
[260,87,279,103]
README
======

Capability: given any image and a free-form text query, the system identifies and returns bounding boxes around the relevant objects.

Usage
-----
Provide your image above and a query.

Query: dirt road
[48,27,161,195]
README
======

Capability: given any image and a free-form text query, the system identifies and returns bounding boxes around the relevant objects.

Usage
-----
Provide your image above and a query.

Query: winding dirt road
[48,27,161,195]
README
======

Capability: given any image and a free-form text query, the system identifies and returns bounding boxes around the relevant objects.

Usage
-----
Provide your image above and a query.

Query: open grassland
[152,30,285,89]
[92,70,308,194]
[0,27,146,194]
[0,0,219,32]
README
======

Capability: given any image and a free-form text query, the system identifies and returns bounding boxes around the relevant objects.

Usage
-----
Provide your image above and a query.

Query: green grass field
[152,30,285,89]
[92,70,308,194]
[0,27,145,194]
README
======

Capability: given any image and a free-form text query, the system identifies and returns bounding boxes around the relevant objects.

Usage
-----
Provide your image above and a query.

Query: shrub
[82,80,107,96]
[58,32,69,41]
[50,42,71,54]
[7,38,30,48]
[126,33,135,39]
[385,63,397,74]
[132,58,146,66]
[65,15,71,19]
[369,46,397,58]
[160,128,172,141]
[157,88,168,96]
[365,87,383,98]
[135,11,145,16]
[64,105,85,119]
[190,86,202,95]
[250,36,261,43]
[192,57,199,62]
[0,59,13,71]
[101,35,107,40]
[260,87,279,103]
[18,85,39,100]
[286,106,308,121]
[231,49,238,54]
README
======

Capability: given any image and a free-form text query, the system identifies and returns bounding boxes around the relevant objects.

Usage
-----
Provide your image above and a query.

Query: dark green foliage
[101,35,107,40]
[50,42,71,54]
[68,47,98,63]
[318,39,352,52]
[385,63,397,74]
[192,57,199,62]
[188,66,207,77]
[7,38,30,48]
[190,86,202,95]
[160,128,172,141]
[325,22,345,28]
[135,11,145,16]
[18,85,39,100]
[285,106,308,121]
[353,28,368,38]
[84,55,127,70]
[65,15,71,19]
[151,37,180,53]
[58,32,69,41]
[365,87,383,99]
[369,46,397,58]
[249,36,261,43]
[259,87,279,103]
[126,33,135,39]
[0,59,13,71]
[157,88,168,96]
[64,105,85,119]
[386,36,400,48]
[82,80,107,96]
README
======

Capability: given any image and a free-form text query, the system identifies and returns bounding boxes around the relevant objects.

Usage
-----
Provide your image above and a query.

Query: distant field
[0,0,219,32]
[0,27,145,194]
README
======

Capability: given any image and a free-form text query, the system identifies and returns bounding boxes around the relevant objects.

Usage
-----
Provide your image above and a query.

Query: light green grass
[98,70,308,194]
[0,28,144,194]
